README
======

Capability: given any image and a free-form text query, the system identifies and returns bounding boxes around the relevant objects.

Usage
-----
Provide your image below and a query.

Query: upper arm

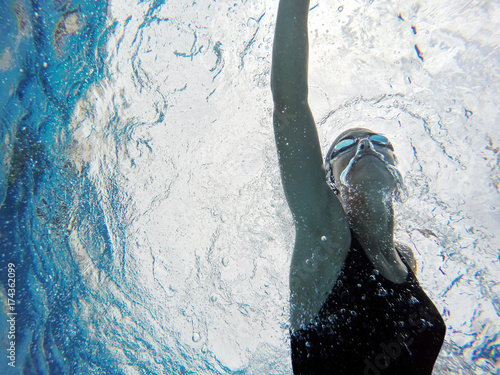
[272,104,333,219]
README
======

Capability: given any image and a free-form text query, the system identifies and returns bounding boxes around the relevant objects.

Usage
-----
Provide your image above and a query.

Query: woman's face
[328,129,398,200]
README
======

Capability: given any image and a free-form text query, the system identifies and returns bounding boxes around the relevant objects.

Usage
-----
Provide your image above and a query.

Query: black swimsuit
[291,237,446,375]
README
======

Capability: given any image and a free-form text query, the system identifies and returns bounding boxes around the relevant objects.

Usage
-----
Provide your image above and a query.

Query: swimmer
[270,1,446,374]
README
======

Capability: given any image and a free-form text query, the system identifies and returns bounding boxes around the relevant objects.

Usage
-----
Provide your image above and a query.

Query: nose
[357,138,374,151]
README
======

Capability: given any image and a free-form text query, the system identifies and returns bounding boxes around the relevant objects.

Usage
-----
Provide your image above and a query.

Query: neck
[345,189,394,253]
[342,188,408,283]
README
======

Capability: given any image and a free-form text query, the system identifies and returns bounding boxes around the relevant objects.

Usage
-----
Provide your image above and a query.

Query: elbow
[272,95,309,114]
[271,72,308,111]
[271,86,308,113]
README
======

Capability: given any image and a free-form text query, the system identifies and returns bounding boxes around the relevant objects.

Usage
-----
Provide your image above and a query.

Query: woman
[270,1,446,374]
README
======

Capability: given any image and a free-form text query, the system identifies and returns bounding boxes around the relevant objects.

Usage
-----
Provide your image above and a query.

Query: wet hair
[324,128,377,195]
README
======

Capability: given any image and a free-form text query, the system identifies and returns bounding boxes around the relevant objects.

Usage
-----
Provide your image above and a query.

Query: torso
[289,225,410,331]
[290,236,446,375]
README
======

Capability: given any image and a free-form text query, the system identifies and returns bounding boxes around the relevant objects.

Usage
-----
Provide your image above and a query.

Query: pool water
[0,0,499,374]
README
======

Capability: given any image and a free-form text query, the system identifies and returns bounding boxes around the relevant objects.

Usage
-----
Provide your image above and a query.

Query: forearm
[271,0,311,109]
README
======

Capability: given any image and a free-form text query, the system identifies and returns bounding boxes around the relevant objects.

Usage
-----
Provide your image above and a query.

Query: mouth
[339,147,390,186]
[356,151,384,160]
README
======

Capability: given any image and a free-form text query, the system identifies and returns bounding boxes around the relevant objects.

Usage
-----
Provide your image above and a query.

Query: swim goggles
[326,134,394,161]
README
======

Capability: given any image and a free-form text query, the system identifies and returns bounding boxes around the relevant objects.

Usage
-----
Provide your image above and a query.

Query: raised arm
[271,0,331,221]
[271,1,351,330]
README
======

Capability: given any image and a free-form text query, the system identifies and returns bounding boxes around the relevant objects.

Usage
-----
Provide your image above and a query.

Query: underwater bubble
[409,296,419,304]
[321,236,327,242]
[328,314,338,323]
[192,332,201,342]
[378,288,388,297]
[386,163,408,203]
[339,158,355,187]
[166,285,176,297]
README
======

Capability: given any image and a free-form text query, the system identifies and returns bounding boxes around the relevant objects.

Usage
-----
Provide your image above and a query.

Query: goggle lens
[330,134,393,159]
[369,134,391,147]
[333,138,356,153]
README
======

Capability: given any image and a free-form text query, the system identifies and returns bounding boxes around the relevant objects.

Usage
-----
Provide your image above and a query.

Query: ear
[325,162,340,195]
